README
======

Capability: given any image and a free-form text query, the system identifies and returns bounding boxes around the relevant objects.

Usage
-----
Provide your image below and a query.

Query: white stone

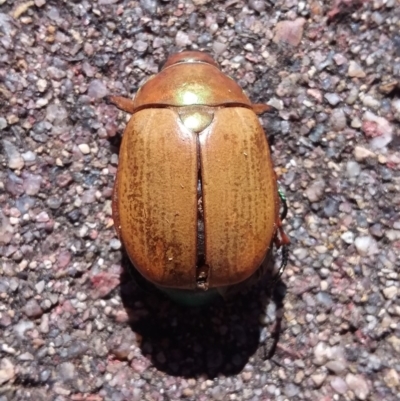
[341,231,354,244]
[78,144,90,155]
[354,146,375,161]
[346,161,361,177]
[36,78,48,92]
[354,236,377,257]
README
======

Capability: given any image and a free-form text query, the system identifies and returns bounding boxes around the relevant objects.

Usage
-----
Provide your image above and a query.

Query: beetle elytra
[110,51,289,304]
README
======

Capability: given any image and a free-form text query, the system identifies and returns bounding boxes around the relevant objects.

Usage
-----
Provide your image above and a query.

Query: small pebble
[36,78,48,92]
[309,125,325,143]
[311,371,327,388]
[18,352,34,361]
[58,362,75,382]
[385,230,400,241]
[133,40,148,53]
[46,104,68,124]
[330,376,348,394]
[346,86,359,104]
[382,286,398,300]
[384,368,399,388]
[392,98,400,120]
[47,196,62,210]
[192,0,211,5]
[348,61,366,78]
[0,358,15,386]
[13,320,34,338]
[362,95,381,110]
[341,231,354,244]
[371,12,384,25]
[267,97,284,110]
[47,66,66,80]
[325,93,341,106]
[283,383,299,397]
[273,18,306,47]
[35,280,45,294]
[13,2,35,19]
[369,223,383,238]
[23,173,42,195]
[276,73,300,97]
[0,117,7,130]
[346,373,370,400]
[213,41,228,55]
[140,0,157,15]
[326,360,347,374]
[330,108,346,131]
[110,238,121,250]
[316,292,333,309]
[333,53,347,65]
[346,161,361,177]
[78,144,90,155]
[21,151,36,164]
[354,146,375,161]
[314,342,330,365]
[175,31,191,47]
[87,79,108,99]
[249,0,266,12]
[24,299,43,319]
[351,117,362,128]
[354,236,376,257]
[305,180,325,202]
[81,189,96,203]
[362,111,393,149]
[323,198,338,217]
[2,140,24,170]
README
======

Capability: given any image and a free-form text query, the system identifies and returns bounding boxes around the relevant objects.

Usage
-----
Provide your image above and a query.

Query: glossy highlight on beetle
[110,51,289,301]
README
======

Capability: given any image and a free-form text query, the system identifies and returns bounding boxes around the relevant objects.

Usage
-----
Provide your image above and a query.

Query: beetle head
[162,51,219,70]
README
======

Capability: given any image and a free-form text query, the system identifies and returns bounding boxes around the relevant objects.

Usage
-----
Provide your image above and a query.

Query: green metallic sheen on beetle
[110,51,289,303]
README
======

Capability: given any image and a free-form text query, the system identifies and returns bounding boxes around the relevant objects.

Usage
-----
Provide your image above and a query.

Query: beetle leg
[196,265,210,291]
[274,219,290,249]
[108,96,136,114]
[252,103,274,115]
[278,187,288,222]
[275,243,289,280]
[273,222,290,280]
[273,187,290,279]
[274,186,290,249]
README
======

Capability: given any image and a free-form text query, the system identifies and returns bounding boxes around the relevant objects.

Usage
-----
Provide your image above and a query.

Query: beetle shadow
[118,253,287,378]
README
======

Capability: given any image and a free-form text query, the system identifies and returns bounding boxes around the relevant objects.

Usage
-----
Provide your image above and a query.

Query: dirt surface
[1,0,400,400]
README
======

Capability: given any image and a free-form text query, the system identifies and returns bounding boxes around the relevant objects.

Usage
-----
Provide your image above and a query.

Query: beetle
[109,51,290,305]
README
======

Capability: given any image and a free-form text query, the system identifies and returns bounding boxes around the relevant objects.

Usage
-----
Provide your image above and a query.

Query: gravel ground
[1,0,400,400]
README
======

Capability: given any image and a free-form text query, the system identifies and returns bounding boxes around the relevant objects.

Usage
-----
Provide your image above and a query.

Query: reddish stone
[90,272,120,299]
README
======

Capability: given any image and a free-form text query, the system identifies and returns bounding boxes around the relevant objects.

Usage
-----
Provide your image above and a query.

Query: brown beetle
[110,51,289,305]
